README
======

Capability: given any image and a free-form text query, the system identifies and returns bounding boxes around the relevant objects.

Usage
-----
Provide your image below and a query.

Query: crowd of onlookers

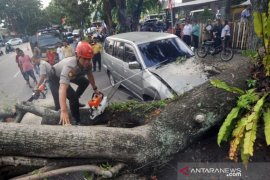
[163,18,232,49]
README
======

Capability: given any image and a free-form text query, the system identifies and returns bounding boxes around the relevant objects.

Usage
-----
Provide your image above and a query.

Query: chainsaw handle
[91,92,104,99]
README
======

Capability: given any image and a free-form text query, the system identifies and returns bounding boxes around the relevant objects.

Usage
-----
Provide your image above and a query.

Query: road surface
[0,42,138,123]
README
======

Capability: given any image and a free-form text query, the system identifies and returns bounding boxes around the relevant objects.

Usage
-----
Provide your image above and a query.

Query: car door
[110,41,125,83]
[122,43,143,98]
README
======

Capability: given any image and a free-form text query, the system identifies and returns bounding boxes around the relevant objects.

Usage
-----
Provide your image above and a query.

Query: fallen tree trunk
[0,59,250,167]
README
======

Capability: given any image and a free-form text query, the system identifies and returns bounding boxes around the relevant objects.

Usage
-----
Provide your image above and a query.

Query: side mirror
[128,61,141,69]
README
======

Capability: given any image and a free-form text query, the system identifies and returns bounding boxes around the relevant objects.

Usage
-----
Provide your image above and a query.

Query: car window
[104,39,114,55]
[138,37,194,68]
[114,41,124,61]
[38,34,62,47]
[124,44,137,62]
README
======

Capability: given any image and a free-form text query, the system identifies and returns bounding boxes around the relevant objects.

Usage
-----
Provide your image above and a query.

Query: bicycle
[196,38,234,61]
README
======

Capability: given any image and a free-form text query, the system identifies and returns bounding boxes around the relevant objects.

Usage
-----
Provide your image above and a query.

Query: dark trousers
[192,35,199,48]
[93,53,101,71]
[224,36,231,49]
[49,73,89,122]
[183,35,191,46]
[24,69,37,83]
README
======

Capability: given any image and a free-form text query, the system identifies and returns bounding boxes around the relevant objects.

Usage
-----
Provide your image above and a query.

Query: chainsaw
[27,81,48,102]
[88,83,120,120]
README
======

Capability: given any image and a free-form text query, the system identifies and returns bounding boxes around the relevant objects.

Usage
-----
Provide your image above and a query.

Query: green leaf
[262,13,269,49]
[210,79,245,95]
[217,107,241,146]
[253,12,263,38]
[232,116,247,138]
[263,108,270,145]
[243,94,267,156]
[263,55,270,76]
[266,1,270,40]
[240,139,250,167]
[237,89,259,109]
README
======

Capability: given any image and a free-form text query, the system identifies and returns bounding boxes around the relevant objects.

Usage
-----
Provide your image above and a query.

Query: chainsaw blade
[106,83,121,102]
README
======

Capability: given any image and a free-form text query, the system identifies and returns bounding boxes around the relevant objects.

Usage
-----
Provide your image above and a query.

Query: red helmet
[76,41,94,59]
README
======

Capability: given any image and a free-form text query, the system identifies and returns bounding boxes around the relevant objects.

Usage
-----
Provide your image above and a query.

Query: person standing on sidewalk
[15,48,28,84]
[221,19,231,49]
[182,20,192,46]
[91,37,102,72]
[18,50,38,87]
[56,43,64,61]
[62,41,73,58]
[192,20,200,49]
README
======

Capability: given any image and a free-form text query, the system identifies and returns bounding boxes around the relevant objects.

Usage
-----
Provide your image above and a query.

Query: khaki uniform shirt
[53,56,92,85]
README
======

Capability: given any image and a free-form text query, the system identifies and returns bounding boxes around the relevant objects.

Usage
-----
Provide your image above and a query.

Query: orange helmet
[76,41,94,59]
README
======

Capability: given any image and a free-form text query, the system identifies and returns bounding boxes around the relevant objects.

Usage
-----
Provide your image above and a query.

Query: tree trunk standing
[0,59,250,167]
[225,0,231,20]
[115,0,130,33]
[131,0,144,31]
[103,0,114,34]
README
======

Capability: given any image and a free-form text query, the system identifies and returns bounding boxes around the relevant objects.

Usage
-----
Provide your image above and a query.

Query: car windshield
[138,37,194,68]
[38,34,61,47]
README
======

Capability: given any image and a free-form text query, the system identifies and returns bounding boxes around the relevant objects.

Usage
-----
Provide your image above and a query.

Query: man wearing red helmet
[49,41,98,125]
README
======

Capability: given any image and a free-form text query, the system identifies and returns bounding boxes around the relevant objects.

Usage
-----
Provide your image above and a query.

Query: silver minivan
[102,32,208,101]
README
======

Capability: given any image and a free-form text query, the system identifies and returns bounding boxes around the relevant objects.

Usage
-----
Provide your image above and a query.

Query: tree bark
[131,0,144,31]
[103,0,114,34]
[225,0,231,20]
[115,0,130,33]
[0,58,250,166]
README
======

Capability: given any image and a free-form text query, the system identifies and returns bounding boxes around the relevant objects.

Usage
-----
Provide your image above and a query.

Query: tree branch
[11,163,126,180]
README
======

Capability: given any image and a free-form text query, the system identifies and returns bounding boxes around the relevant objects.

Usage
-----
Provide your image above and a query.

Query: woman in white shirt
[221,20,231,49]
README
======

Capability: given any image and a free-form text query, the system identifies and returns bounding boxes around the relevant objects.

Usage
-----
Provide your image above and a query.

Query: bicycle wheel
[197,46,208,58]
[220,48,234,61]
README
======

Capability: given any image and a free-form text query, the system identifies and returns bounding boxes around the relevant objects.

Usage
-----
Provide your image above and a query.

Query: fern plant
[210,0,270,166]
[210,79,270,165]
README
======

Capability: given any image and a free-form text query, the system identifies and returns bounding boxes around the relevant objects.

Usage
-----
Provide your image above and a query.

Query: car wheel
[107,71,116,86]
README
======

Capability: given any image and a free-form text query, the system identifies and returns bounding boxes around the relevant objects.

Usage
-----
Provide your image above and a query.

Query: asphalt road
[0,42,138,114]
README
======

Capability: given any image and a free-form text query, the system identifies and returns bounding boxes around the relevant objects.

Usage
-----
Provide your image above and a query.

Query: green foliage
[246,79,257,88]
[263,107,270,145]
[241,50,258,63]
[218,89,259,146]
[218,107,241,146]
[253,2,270,75]
[99,162,112,170]
[210,79,245,95]
[212,79,269,164]
[175,56,187,64]
[0,0,46,34]
[243,94,267,157]
[237,89,259,109]
[83,171,94,180]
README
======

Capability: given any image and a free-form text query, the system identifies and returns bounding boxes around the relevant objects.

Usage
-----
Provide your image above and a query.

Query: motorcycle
[5,43,15,54]
[196,38,234,62]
